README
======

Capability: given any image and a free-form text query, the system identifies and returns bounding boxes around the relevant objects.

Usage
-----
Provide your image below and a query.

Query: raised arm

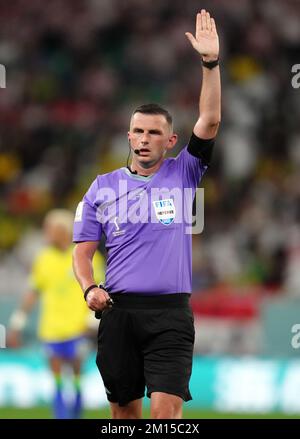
[186,9,221,139]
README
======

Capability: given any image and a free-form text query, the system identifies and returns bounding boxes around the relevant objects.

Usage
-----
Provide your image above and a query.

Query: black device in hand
[95,284,114,319]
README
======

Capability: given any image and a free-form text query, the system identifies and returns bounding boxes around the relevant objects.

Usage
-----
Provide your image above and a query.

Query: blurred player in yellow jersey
[8,209,105,419]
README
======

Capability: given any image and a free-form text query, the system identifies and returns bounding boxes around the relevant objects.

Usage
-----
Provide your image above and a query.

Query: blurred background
[1,0,300,418]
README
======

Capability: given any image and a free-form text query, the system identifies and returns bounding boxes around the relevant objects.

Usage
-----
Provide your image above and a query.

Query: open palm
[186,9,219,61]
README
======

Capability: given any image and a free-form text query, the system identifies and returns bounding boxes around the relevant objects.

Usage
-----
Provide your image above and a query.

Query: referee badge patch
[153,198,176,225]
[74,201,84,222]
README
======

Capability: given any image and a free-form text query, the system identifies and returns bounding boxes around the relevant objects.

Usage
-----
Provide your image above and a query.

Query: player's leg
[48,355,68,419]
[68,355,83,419]
[150,392,183,419]
[64,337,88,418]
[109,398,143,419]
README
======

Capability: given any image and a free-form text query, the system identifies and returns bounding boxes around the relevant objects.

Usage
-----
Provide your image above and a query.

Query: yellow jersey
[29,245,105,342]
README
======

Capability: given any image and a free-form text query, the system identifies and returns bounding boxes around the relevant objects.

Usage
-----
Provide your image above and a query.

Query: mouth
[139,148,150,155]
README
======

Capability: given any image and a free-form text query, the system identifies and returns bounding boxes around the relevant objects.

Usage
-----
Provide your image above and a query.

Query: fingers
[201,9,212,32]
[185,32,197,48]
[196,12,202,39]
[201,9,207,31]
[206,11,211,32]
[211,17,217,34]
[86,288,111,311]
[187,9,216,42]
[88,300,107,312]
[99,288,110,301]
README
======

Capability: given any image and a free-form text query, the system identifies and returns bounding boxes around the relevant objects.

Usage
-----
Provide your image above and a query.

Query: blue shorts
[44,336,86,360]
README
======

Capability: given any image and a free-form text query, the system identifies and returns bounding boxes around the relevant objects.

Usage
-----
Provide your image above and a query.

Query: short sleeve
[175,146,208,188]
[73,178,102,243]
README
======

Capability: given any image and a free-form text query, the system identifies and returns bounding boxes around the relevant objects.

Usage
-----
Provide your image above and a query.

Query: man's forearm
[73,243,111,310]
[72,243,98,291]
[199,64,221,127]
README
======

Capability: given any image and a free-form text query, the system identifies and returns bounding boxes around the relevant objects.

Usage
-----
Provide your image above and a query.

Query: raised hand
[185,9,219,62]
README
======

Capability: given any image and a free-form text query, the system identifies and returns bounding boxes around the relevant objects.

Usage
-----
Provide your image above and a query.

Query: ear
[166,134,178,151]
[127,131,131,142]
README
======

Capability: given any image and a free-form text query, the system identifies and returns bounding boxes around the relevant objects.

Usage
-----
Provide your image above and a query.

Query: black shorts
[96,293,195,407]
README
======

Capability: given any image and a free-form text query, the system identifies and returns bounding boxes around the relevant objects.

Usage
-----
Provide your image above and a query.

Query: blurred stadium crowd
[1,0,300,308]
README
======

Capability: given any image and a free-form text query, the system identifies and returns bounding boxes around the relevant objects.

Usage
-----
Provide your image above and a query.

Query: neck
[130,157,164,176]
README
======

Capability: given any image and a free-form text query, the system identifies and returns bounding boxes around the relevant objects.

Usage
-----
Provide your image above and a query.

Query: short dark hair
[132,103,173,128]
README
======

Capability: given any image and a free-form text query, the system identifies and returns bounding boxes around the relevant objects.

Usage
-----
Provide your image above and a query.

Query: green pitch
[0,406,299,419]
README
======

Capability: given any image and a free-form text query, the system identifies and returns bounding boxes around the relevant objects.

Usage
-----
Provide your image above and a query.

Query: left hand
[185,9,219,62]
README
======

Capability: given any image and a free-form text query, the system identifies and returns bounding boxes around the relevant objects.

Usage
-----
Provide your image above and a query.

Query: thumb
[185,32,197,47]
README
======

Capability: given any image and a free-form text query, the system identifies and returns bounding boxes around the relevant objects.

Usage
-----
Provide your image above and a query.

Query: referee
[73,9,221,419]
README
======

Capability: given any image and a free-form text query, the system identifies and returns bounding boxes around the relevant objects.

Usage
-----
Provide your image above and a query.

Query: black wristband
[202,57,219,69]
[84,284,98,301]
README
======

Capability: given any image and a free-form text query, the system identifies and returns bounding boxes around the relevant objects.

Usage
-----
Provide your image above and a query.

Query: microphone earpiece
[128,139,140,155]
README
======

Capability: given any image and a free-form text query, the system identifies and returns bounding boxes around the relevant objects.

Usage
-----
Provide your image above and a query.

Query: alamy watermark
[291,323,300,349]
[0,324,6,348]
[0,64,6,88]
[75,183,205,234]
[95,184,204,235]
[291,64,300,89]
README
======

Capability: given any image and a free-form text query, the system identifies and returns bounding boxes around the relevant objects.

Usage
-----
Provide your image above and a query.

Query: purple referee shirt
[73,146,207,294]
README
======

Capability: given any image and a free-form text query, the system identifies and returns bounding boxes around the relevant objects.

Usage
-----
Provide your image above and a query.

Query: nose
[140,132,150,144]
